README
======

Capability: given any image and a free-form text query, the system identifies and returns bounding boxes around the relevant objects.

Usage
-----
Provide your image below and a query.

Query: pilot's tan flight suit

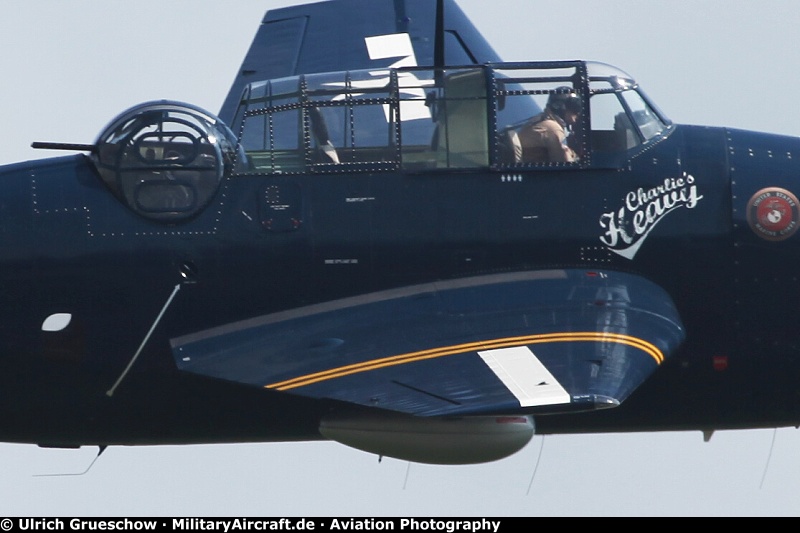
[517,110,577,163]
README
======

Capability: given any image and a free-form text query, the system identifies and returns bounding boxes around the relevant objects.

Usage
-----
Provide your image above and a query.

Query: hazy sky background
[1,0,800,517]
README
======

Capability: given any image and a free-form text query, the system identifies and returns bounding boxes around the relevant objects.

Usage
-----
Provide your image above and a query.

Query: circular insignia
[747,187,800,241]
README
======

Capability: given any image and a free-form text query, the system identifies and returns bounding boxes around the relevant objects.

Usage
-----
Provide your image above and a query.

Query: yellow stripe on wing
[266,331,664,391]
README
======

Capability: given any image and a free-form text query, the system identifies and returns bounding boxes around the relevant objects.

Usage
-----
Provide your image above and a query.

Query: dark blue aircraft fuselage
[1,119,799,446]
[2,0,800,456]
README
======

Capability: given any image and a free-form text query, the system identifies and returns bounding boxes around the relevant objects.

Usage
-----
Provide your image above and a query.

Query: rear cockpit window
[236,71,397,174]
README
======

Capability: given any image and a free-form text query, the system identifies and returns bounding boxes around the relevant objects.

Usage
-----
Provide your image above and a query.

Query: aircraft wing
[171,269,684,417]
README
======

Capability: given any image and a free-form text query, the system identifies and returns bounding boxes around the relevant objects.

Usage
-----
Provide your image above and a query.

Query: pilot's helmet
[547,87,581,118]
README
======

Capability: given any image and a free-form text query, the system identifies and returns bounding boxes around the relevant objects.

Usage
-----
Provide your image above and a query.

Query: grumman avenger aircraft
[3,0,800,466]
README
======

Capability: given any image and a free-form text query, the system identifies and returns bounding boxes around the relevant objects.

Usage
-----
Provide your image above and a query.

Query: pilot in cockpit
[517,88,582,163]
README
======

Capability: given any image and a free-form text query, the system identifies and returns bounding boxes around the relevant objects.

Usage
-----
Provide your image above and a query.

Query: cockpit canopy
[231,60,671,174]
[89,63,669,223]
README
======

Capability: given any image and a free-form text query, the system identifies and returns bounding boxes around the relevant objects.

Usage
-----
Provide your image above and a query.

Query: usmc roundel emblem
[747,187,800,241]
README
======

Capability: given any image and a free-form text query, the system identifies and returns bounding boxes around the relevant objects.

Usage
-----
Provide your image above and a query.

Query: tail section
[219,0,503,124]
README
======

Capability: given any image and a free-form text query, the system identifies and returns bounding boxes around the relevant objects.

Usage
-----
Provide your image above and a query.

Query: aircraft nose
[728,128,800,348]
[729,129,800,244]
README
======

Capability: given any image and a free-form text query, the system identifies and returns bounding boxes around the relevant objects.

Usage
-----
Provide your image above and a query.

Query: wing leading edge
[172,269,685,417]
